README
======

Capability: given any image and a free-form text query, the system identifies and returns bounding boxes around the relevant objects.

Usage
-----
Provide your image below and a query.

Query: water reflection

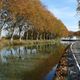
[0,44,55,63]
[0,44,65,80]
[44,65,58,80]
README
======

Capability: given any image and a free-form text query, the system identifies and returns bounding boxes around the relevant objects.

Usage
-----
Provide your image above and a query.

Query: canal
[0,43,67,80]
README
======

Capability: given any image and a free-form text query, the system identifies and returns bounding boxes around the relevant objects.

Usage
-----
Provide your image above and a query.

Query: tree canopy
[0,0,69,40]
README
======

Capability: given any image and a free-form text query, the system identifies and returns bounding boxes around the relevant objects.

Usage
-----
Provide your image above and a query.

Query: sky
[41,0,78,31]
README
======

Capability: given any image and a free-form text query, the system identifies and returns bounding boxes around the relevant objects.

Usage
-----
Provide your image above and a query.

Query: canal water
[0,43,66,80]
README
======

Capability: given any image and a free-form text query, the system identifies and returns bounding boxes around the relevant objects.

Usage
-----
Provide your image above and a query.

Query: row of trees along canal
[0,0,69,42]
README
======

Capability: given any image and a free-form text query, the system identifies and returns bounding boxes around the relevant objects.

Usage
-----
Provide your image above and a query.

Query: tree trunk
[0,29,2,40]
[19,37,22,42]
[44,33,45,40]
[37,32,39,40]
[26,32,28,40]
[19,31,24,42]
[10,28,15,42]
[32,31,34,40]
[10,33,14,43]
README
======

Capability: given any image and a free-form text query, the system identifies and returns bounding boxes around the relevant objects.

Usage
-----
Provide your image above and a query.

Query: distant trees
[68,31,80,37]
[0,0,69,41]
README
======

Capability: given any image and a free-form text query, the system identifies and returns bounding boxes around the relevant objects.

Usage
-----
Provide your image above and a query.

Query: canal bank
[42,44,70,80]
[53,45,70,80]
[0,39,56,50]
[54,41,80,80]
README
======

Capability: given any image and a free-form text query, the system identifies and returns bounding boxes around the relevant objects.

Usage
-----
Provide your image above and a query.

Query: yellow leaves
[0,0,3,9]
[0,0,68,37]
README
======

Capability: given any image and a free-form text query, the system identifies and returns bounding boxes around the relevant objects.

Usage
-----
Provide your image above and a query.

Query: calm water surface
[0,44,65,80]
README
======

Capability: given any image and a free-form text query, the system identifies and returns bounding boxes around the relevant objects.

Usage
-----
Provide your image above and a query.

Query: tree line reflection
[0,44,56,63]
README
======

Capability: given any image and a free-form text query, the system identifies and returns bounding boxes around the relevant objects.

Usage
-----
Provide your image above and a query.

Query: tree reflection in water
[0,44,65,80]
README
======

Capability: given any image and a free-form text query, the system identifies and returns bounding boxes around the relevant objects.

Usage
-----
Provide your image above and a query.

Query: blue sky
[41,0,78,31]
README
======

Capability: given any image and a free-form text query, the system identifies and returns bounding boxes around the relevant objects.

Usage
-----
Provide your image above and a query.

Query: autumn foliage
[0,0,69,40]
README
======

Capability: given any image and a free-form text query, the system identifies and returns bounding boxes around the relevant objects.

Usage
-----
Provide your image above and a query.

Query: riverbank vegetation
[0,39,57,49]
[0,0,69,42]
